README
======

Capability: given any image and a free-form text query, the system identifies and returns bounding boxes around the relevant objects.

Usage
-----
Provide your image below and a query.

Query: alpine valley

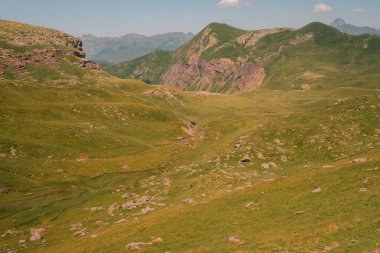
[0,18,379,253]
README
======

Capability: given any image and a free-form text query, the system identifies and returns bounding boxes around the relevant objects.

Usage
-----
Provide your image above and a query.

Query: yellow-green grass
[1,73,379,252]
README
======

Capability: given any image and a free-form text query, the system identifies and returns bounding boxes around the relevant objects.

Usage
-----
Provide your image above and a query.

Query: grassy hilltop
[0,20,379,253]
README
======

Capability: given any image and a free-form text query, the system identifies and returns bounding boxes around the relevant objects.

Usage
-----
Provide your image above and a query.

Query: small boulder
[72,228,87,236]
[269,162,278,168]
[69,223,82,231]
[228,235,245,244]
[162,177,171,187]
[30,228,45,241]
[352,158,367,164]
[312,188,321,193]
[256,152,266,160]
[0,186,11,194]
[122,193,131,199]
[240,155,251,163]
[140,206,155,215]
[55,169,64,175]
[280,155,288,162]
[183,198,195,204]
[151,237,163,244]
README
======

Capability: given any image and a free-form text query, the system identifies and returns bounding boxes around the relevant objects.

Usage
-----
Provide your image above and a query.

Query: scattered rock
[30,228,45,241]
[140,206,155,215]
[77,60,100,70]
[177,136,188,144]
[107,203,119,216]
[352,158,367,164]
[359,188,368,192]
[76,154,88,163]
[228,235,245,244]
[122,193,131,199]
[69,223,82,231]
[55,169,64,175]
[162,177,171,187]
[10,147,16,156]
[126,242,147,250]
[151,237,164,244]
[91,234,98,239]
[114,218,128,224]
[245,202,260,210]
[269,162,278,168]
[19,239,26,244]
[322,165,333,169]
[183,198,195,205]
[84,206,104,212]
[0,186,11,194]
[72,228,87,236]
[257,152,266,160]
[295,211,304,215]
[261,162,277,169]
[280,155,288,162]
[1,229,23,238]
[323,241,340,251]
[240,155,251,163]
[312,188,322,193]
[122,196,151,210]
[126,237,163,251]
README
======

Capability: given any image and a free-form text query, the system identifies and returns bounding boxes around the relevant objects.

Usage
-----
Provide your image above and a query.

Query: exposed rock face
[162,57,265,92]
[234,29,283,47]
[160,26,267,92]
[108,24,295,93]
[0,20,99,79]
[77,60,101,70]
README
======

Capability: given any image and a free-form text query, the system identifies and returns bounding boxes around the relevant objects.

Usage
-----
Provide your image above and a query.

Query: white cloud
[313,3,332,13]
[217,0,250,8]
[353,8,365,13]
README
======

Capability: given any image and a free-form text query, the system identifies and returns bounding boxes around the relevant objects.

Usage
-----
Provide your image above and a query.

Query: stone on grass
[228,235,245,244]
[240,155,251,163]
[30,228,45,241]
[352,158,367,164]
[183,198,195,204]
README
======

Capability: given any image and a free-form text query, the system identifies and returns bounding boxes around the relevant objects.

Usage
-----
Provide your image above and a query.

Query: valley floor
[0,81,379,252]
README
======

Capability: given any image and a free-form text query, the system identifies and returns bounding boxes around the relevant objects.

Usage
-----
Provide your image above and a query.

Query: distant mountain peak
[330,18,380,36]
[330,18,347,27]
[81,32,194,63]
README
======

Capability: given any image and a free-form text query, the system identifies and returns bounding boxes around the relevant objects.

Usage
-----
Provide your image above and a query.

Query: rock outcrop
[0,20,99,79]
[162,57,265,92]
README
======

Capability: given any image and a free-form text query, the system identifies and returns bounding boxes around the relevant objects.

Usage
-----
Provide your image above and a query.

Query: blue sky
[0,0,379,37]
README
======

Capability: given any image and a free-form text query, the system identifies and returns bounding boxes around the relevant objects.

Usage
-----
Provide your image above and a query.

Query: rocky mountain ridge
[104,22,380,93]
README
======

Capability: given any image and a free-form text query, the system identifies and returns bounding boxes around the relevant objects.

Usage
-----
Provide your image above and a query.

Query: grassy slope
[0,20,380,253]
[1,82,379,253]
[103,49,172,83]
[254,23,380,90]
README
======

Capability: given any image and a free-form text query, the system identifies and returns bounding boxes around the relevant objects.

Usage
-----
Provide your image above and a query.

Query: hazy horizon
[1,0,379,37]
